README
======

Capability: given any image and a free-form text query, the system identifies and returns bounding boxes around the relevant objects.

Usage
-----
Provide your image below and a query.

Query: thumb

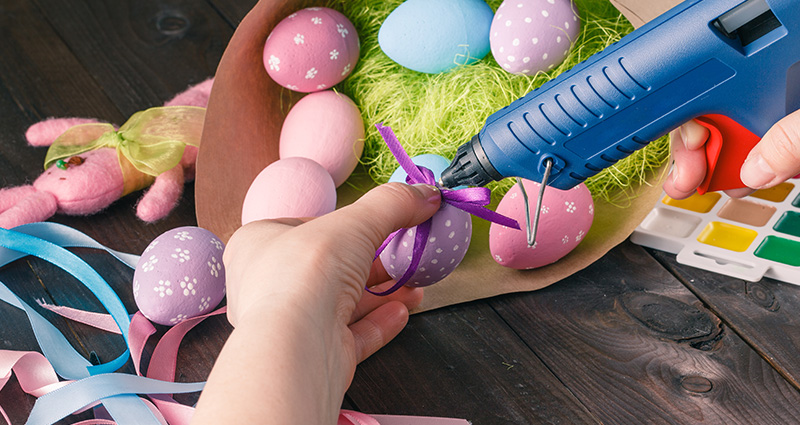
[308,182,441,255]
[741,110,800,189]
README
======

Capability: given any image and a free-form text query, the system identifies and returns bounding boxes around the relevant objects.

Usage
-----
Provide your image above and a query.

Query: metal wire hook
[517,158,553,247]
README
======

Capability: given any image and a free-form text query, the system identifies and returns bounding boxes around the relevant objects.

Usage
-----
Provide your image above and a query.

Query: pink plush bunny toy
[0,79,213,229]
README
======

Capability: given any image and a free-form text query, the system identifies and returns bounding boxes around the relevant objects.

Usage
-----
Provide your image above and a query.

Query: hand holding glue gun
[441,0,800,203]
[665,110,800,200]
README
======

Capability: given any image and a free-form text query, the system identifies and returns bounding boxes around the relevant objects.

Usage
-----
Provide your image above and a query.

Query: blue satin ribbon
[0,222,206,425]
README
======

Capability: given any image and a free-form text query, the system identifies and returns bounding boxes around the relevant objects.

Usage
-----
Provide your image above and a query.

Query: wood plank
[650,249,800,389]
[204,0,257,27]
[347,301,601,424]
[29,0,232,116]
[490,241,800,424]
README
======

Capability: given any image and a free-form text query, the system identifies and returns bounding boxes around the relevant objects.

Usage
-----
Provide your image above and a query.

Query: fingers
[664,122,709,199]
[678,119,710,151]
[350,281,423,323]
[304,183,442,257]
[349,301,410,363]
[741,110,800,189]
[366,257,391,288]
[723,187,755,199]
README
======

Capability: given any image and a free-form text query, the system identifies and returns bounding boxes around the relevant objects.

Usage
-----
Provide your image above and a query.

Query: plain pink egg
[263,7,359,93]
[280,91,365,187]
[490,180,593,269]
[241,157,336,225]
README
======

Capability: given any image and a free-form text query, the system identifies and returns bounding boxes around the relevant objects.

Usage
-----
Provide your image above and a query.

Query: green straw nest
[326,0,670,204]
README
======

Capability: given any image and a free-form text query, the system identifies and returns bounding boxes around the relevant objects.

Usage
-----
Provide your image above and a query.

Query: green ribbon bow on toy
[44,106,205,196]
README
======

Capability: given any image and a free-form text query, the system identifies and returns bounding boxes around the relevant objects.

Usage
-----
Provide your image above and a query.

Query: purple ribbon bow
[369,124,520,296]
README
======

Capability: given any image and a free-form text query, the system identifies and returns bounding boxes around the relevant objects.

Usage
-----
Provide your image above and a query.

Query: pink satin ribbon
[3,304,468,425]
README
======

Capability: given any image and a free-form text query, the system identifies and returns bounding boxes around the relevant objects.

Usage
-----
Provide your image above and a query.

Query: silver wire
[516,177,533,246]
[521,158,554,247]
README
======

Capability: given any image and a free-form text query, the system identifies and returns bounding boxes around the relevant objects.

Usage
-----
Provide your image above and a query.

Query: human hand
[664,110,800,199]
[193,182,441,425]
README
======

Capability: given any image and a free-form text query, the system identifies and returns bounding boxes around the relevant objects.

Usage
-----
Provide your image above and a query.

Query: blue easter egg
[378,0,494,74]
[389,154,452,183]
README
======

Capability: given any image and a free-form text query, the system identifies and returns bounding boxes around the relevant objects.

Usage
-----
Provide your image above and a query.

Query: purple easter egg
[490,0,580,75]
[263,7,360,93]
[133,226,226,326]
[379,203,472,287]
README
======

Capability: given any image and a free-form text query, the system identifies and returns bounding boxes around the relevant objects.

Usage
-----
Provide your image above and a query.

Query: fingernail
[741,152,776,189]
[679,124,689,149]
[412,183,441,204]
[671,161,680,184]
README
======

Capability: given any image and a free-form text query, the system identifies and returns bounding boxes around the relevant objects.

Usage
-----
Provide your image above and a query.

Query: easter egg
[490,0,580,75]
[133,226,226,326]
[241,157,337,225]
[280,91,364,187]
[490,180,593,269]
[263,7,359,92]
[388,154,451,184]
[378,0,494,74]
[380,202,472,287]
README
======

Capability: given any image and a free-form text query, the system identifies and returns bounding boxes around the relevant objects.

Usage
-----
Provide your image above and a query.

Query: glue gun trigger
[694,114,762,195]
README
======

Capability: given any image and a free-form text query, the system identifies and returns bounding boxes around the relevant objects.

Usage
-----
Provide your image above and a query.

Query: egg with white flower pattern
[263,7,359,92]
[490,180,592,269]
[133,226,226,326]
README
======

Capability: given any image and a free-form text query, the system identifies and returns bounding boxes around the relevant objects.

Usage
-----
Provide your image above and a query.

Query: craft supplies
[490,0,580,75]
[336,0,666,200]
[371,124,519,295]
[378,0,494,74]
[241,156,337,225]
[279,90,365,186]
[0,223,206,424]
[263,7,359,92]
[1,223,472,424]
[631,179,800,284]
[490,179,593,269]
[133,226,226,326]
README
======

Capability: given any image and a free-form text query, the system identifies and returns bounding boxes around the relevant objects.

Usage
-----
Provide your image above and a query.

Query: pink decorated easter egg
[241,157,336,225]
[490,0,580,75]
[280,91,364,187]
[263,7,359,93]
[133,226,226,326]
[490,181,593,269]
[379,202,472,287]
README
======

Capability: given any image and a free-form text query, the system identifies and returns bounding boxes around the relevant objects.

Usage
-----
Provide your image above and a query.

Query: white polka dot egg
[133,226,226,326]
[490,180,593,269]
[490,0,580,75]
[263,7,359,92]
[380,202,472,287]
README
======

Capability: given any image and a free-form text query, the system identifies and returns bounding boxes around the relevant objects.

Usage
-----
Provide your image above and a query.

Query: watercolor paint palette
[631,178,800,284]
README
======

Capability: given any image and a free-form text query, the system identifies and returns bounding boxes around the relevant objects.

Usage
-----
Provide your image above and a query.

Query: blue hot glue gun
[439,0,800,193]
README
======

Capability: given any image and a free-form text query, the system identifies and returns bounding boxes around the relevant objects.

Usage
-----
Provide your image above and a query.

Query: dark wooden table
[3,1,800,424]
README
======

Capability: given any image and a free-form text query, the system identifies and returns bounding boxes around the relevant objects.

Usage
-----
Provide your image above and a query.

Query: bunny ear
[164,77,214,108]
[25,117,103,147]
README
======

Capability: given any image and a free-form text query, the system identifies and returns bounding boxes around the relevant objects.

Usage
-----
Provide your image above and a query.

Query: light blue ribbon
[0,222,206,425]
